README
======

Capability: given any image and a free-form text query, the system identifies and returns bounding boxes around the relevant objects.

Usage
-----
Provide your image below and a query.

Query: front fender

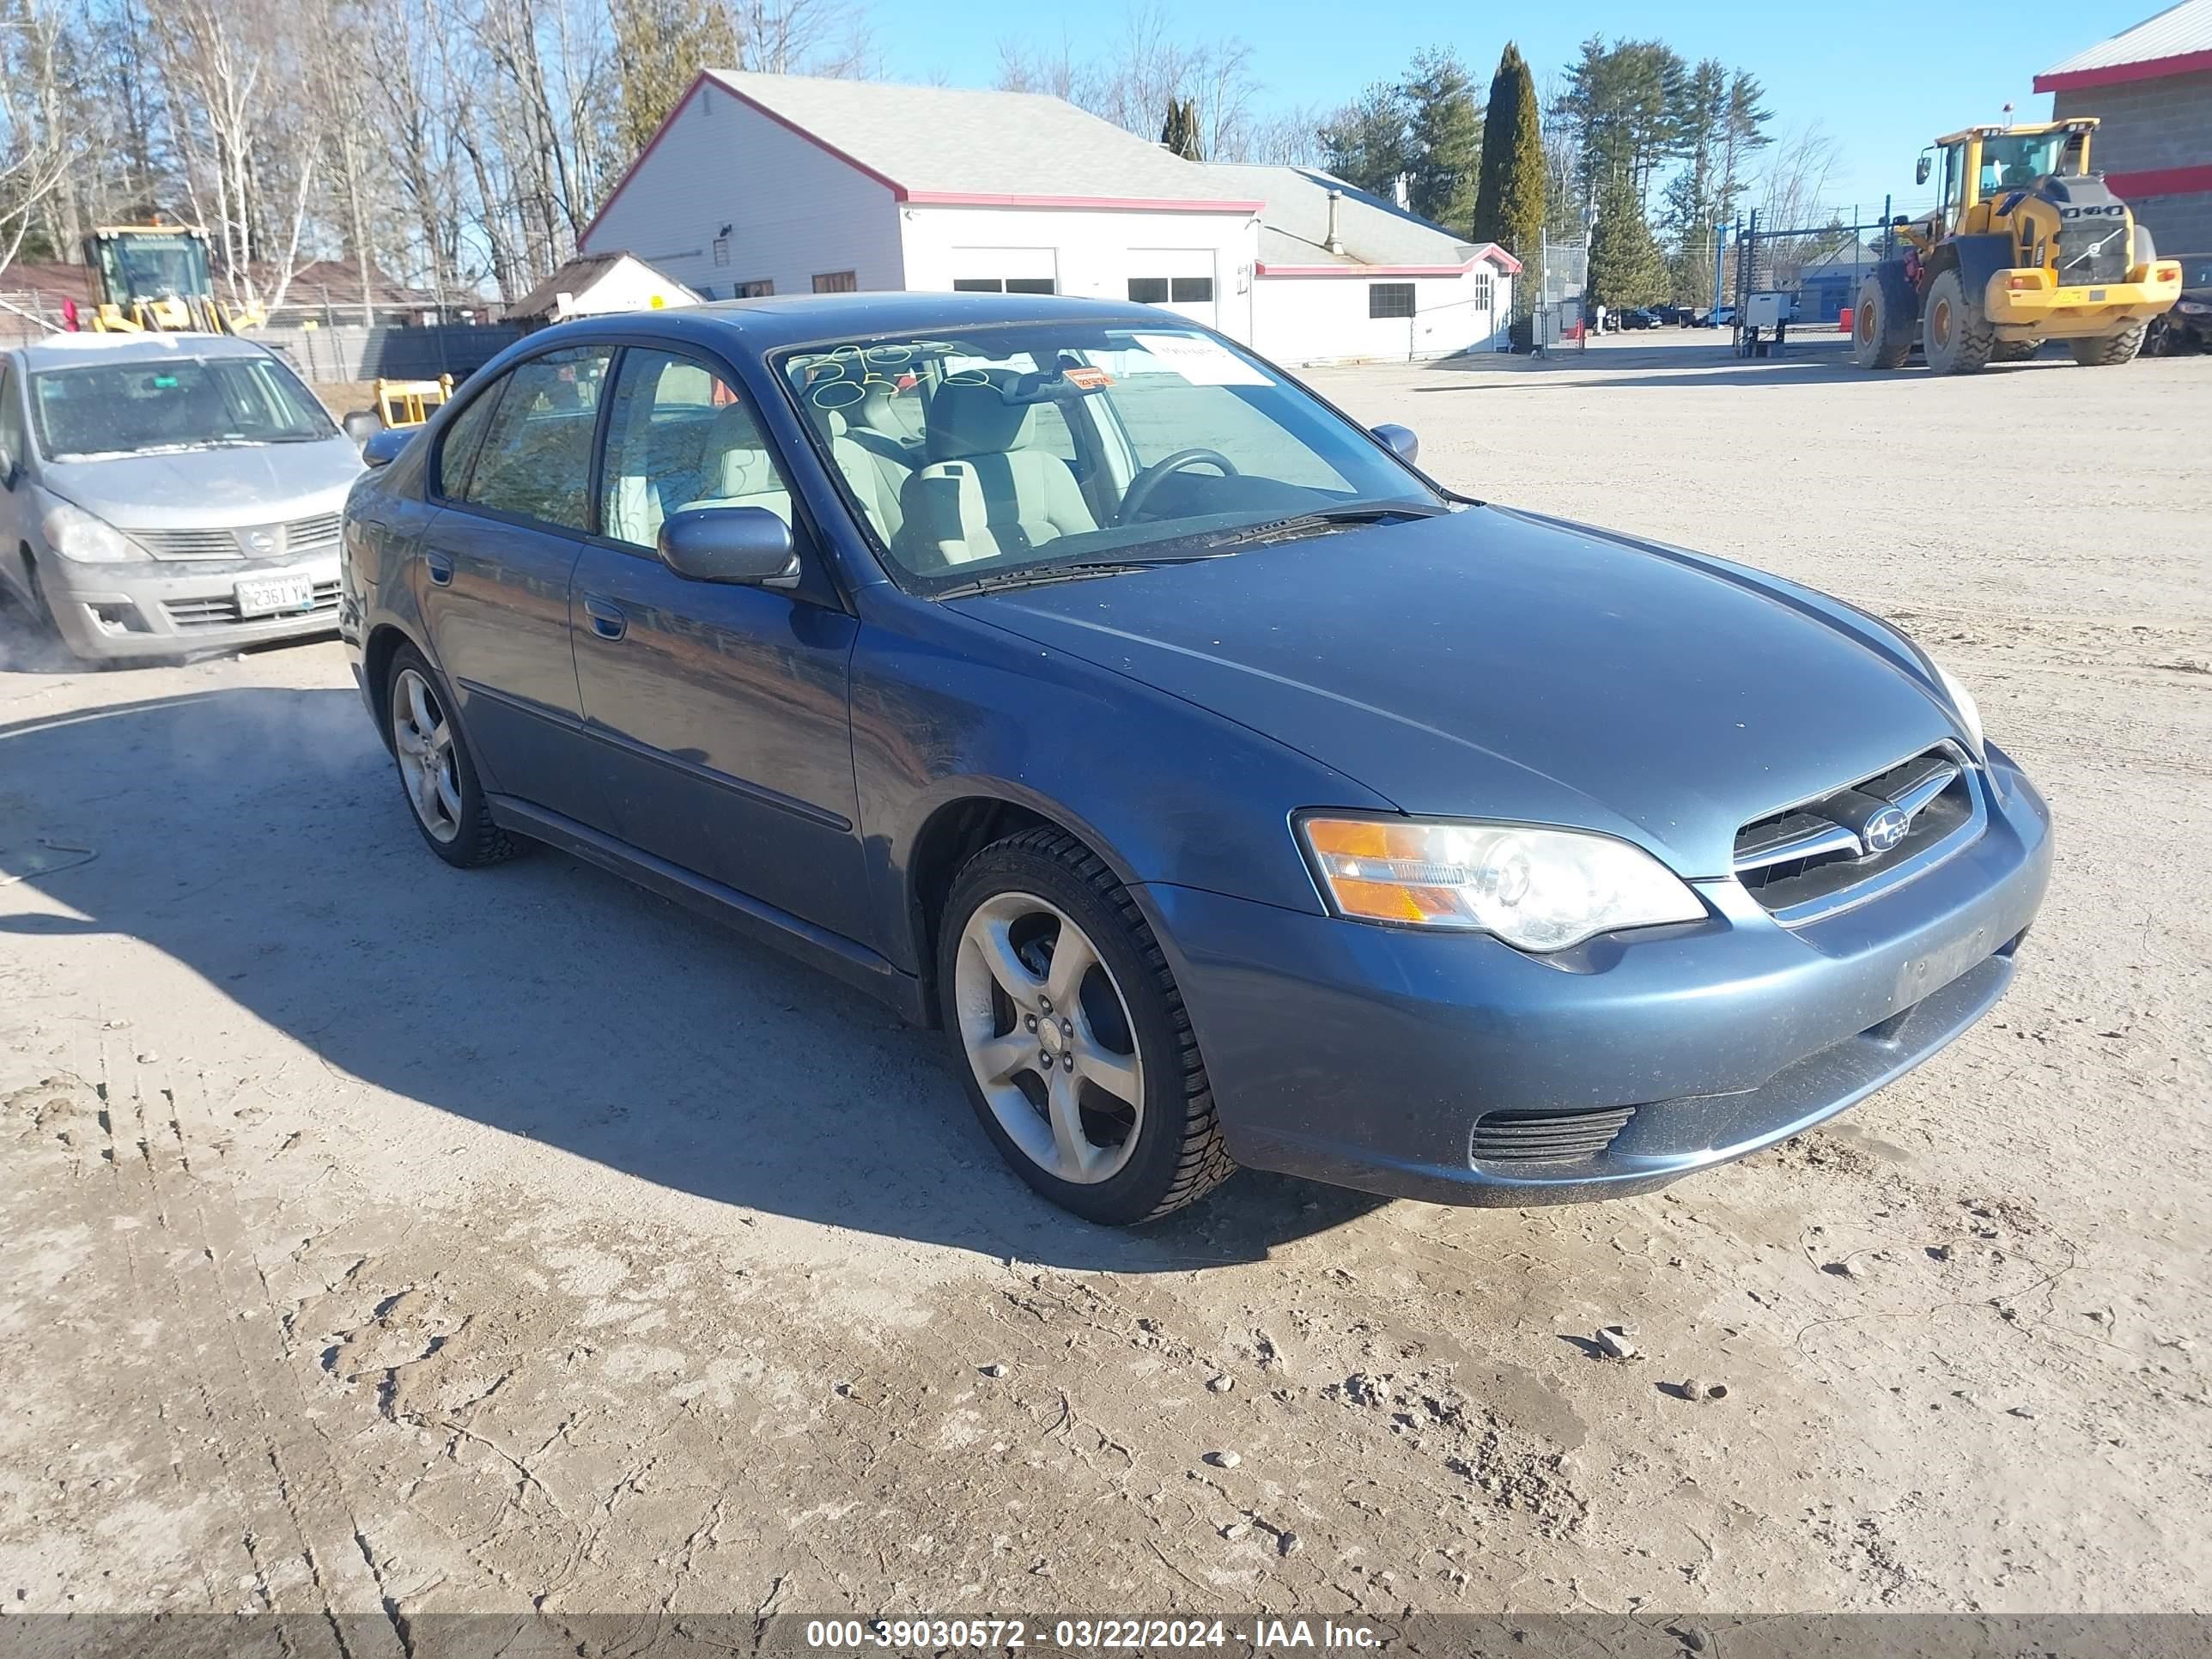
[849,591,1392,977]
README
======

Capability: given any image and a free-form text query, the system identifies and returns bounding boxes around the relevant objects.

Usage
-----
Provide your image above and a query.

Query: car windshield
[1978,132,2067,191]
[777,322,1446,593]
[29,356,335,461]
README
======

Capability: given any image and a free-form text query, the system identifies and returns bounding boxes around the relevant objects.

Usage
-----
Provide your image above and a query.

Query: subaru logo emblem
[1863,806,1910,854]
[245,529,276,555]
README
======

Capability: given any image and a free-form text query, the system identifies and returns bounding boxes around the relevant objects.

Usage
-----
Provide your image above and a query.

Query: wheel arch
[903,788,1145,1029]
[362,622,423,746]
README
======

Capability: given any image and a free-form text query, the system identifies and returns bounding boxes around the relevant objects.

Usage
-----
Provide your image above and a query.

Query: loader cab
[83,227,215,311]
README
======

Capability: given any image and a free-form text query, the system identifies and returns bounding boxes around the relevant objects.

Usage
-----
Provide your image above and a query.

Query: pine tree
[612,0,738,159]
[1586,170,1668,307]
[1161,96,1204,161]
[1319,82,1412,200]
[1471,43,1545,268]
[1401,47,1481,231]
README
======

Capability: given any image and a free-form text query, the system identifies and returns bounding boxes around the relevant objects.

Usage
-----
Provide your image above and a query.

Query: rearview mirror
[657,507,800,588]
[0,443,14,489]
[1915,154,1932,186]
[1371,423,1419,465]
[361,428,412,470]
[341,409,381,447]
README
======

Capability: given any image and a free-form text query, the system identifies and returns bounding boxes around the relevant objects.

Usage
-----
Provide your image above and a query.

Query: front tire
[1922,269,1994,374]
[1851,276,1914,368]
[938,828,1235,1225]
[2070,325,2146,367]
[384,643,518,867]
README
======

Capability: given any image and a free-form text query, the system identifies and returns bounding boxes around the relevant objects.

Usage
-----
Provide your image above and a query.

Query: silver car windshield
[30,356,336,461]
[777,324,1443,592]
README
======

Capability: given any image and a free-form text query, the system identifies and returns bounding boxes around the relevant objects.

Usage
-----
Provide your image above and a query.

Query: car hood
[39,437,363,527]
[950,506,1966,878]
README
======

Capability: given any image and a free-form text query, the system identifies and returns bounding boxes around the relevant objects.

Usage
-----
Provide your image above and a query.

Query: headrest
[927,377,1035,462]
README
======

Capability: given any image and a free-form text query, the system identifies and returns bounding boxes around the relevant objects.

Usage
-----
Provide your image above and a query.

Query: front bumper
[1983,265,2181,336]
[42,554,342,661]
[1143,746,2052,1206]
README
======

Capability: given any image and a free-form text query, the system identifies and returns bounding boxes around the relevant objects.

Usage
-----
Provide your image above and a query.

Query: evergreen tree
[613,0,738,159]
[1319,82,1412,200]
[1401,47,1481,230]
[1471,42,1545,269]
[1586,170,1668,307]
[1161,96,1204,161]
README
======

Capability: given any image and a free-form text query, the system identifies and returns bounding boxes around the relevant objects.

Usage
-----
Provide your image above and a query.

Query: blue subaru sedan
[339,293,2051,1225]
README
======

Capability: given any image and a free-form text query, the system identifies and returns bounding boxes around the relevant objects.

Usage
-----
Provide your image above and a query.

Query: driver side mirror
[658,507,801,588]
[1916,154,1932,186]
[1371,423,1419,465]
[360,428,412,470]
[342,409,382,449]
[0,443,14,490]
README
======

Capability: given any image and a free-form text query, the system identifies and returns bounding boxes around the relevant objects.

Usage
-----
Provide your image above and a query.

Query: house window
[1007,277,1054,295]
[952,278,1000,292]
[736,278,774,298]
[1369,283,1415,319]
[1170,276,1212,303]
[1471,272,1493,310]
[954,276,1057,295]
[1127,277,1170,303]
[812,270,858,293]
[712,233,730,267]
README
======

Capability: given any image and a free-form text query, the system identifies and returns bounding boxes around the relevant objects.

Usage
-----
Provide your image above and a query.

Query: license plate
[234,574,314,617]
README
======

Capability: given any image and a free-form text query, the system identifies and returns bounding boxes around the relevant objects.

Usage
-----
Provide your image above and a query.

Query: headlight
[38,493,145,564]
[1300,816,1705,951]
[1933,660,1984,755]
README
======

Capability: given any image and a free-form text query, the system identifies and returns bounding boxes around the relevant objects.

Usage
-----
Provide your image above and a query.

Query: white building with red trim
[2037,0,2212,256]
[578,71,1518,365]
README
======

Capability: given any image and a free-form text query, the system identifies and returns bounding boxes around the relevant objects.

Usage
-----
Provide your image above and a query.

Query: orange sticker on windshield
[1062,366,1112,390]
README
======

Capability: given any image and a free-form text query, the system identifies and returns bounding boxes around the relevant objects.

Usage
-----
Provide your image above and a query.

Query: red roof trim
[904,191,1263,213]
[2106,161,2212,197]
[580,70,908,251]
[1256,249,1522,278]
[2035,46,2212,91]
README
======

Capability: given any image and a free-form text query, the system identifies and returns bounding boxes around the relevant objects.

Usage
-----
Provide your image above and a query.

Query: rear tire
[1922,269,1994,374]
[1851,276,1914,369]
[937,827,1235,1225]
[383,643,519,868]
[2069,325,2146,367]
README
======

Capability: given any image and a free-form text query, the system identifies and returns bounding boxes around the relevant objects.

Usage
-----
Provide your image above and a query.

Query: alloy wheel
[953,891,1145,1185]
[391,665,462,843]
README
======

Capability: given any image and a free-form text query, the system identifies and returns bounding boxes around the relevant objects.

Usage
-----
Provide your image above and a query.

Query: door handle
[424,551,453,586]
[581,595,626,641]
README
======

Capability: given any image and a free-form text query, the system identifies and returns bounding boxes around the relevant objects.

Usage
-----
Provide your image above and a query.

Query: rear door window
[453,347,613,532]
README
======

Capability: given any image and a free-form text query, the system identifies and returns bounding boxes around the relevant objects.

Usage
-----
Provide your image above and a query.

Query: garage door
[947,246,1058,295]
[1126,249,1218,328]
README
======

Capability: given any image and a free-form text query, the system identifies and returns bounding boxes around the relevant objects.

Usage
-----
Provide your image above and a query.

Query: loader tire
[2069,325,2146,367]
[1991,340,2038,363]
[1851,276,1913,369]
[1922,269,1994,374]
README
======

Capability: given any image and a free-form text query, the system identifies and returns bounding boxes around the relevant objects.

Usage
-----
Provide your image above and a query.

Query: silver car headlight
[1300,816,1705,951]
[1933,660,1984,756]
[38,491,145,564]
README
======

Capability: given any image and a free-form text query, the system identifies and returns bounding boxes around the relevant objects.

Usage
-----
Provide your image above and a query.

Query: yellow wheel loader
[1852,118,2182,374]
[82,224,265,334]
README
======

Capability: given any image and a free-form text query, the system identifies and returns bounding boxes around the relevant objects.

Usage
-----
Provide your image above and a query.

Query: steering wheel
[1117,447,1238,524]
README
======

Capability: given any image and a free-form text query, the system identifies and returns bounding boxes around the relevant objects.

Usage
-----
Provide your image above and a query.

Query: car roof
[520,290,1201,356]
[11,331,277,372]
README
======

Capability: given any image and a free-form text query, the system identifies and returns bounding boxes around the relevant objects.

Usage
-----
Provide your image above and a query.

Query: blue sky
[869,0,2150,226]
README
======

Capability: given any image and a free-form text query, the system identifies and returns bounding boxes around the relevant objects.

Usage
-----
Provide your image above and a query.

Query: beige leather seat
[820,410,906,544]
[678,402,796,523]
[900,378,1096,567]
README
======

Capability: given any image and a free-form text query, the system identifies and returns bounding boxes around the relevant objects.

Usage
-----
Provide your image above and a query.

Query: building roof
[1212,165,1522,276]
[2037,0,2212,90]
[506,250,696,319]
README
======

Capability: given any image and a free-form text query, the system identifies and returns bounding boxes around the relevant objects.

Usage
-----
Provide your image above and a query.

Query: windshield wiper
[935,553,1231,599]
[1196,502,1449,552]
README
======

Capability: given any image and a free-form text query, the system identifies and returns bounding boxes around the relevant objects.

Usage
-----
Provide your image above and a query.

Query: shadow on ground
[0,687,1382,1270]
[1415,338,2075,392]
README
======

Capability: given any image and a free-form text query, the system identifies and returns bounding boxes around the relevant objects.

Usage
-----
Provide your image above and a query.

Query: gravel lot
[3,337,2208,1636]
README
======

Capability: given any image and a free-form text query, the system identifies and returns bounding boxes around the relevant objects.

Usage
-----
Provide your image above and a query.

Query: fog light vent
[1471,1105,1636,1164]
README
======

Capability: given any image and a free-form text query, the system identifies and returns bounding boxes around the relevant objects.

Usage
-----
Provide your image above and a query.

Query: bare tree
[729,0,876,76]
[0,0,80,276]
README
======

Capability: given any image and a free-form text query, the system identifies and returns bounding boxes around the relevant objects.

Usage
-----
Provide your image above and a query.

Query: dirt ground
[2,337,2208,1638]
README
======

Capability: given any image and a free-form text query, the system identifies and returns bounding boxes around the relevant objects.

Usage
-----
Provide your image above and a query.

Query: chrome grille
[134,514,343,562]
[164,580,340,629]
[1472,1106,1637,1164]
[1734,748,1976,920]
